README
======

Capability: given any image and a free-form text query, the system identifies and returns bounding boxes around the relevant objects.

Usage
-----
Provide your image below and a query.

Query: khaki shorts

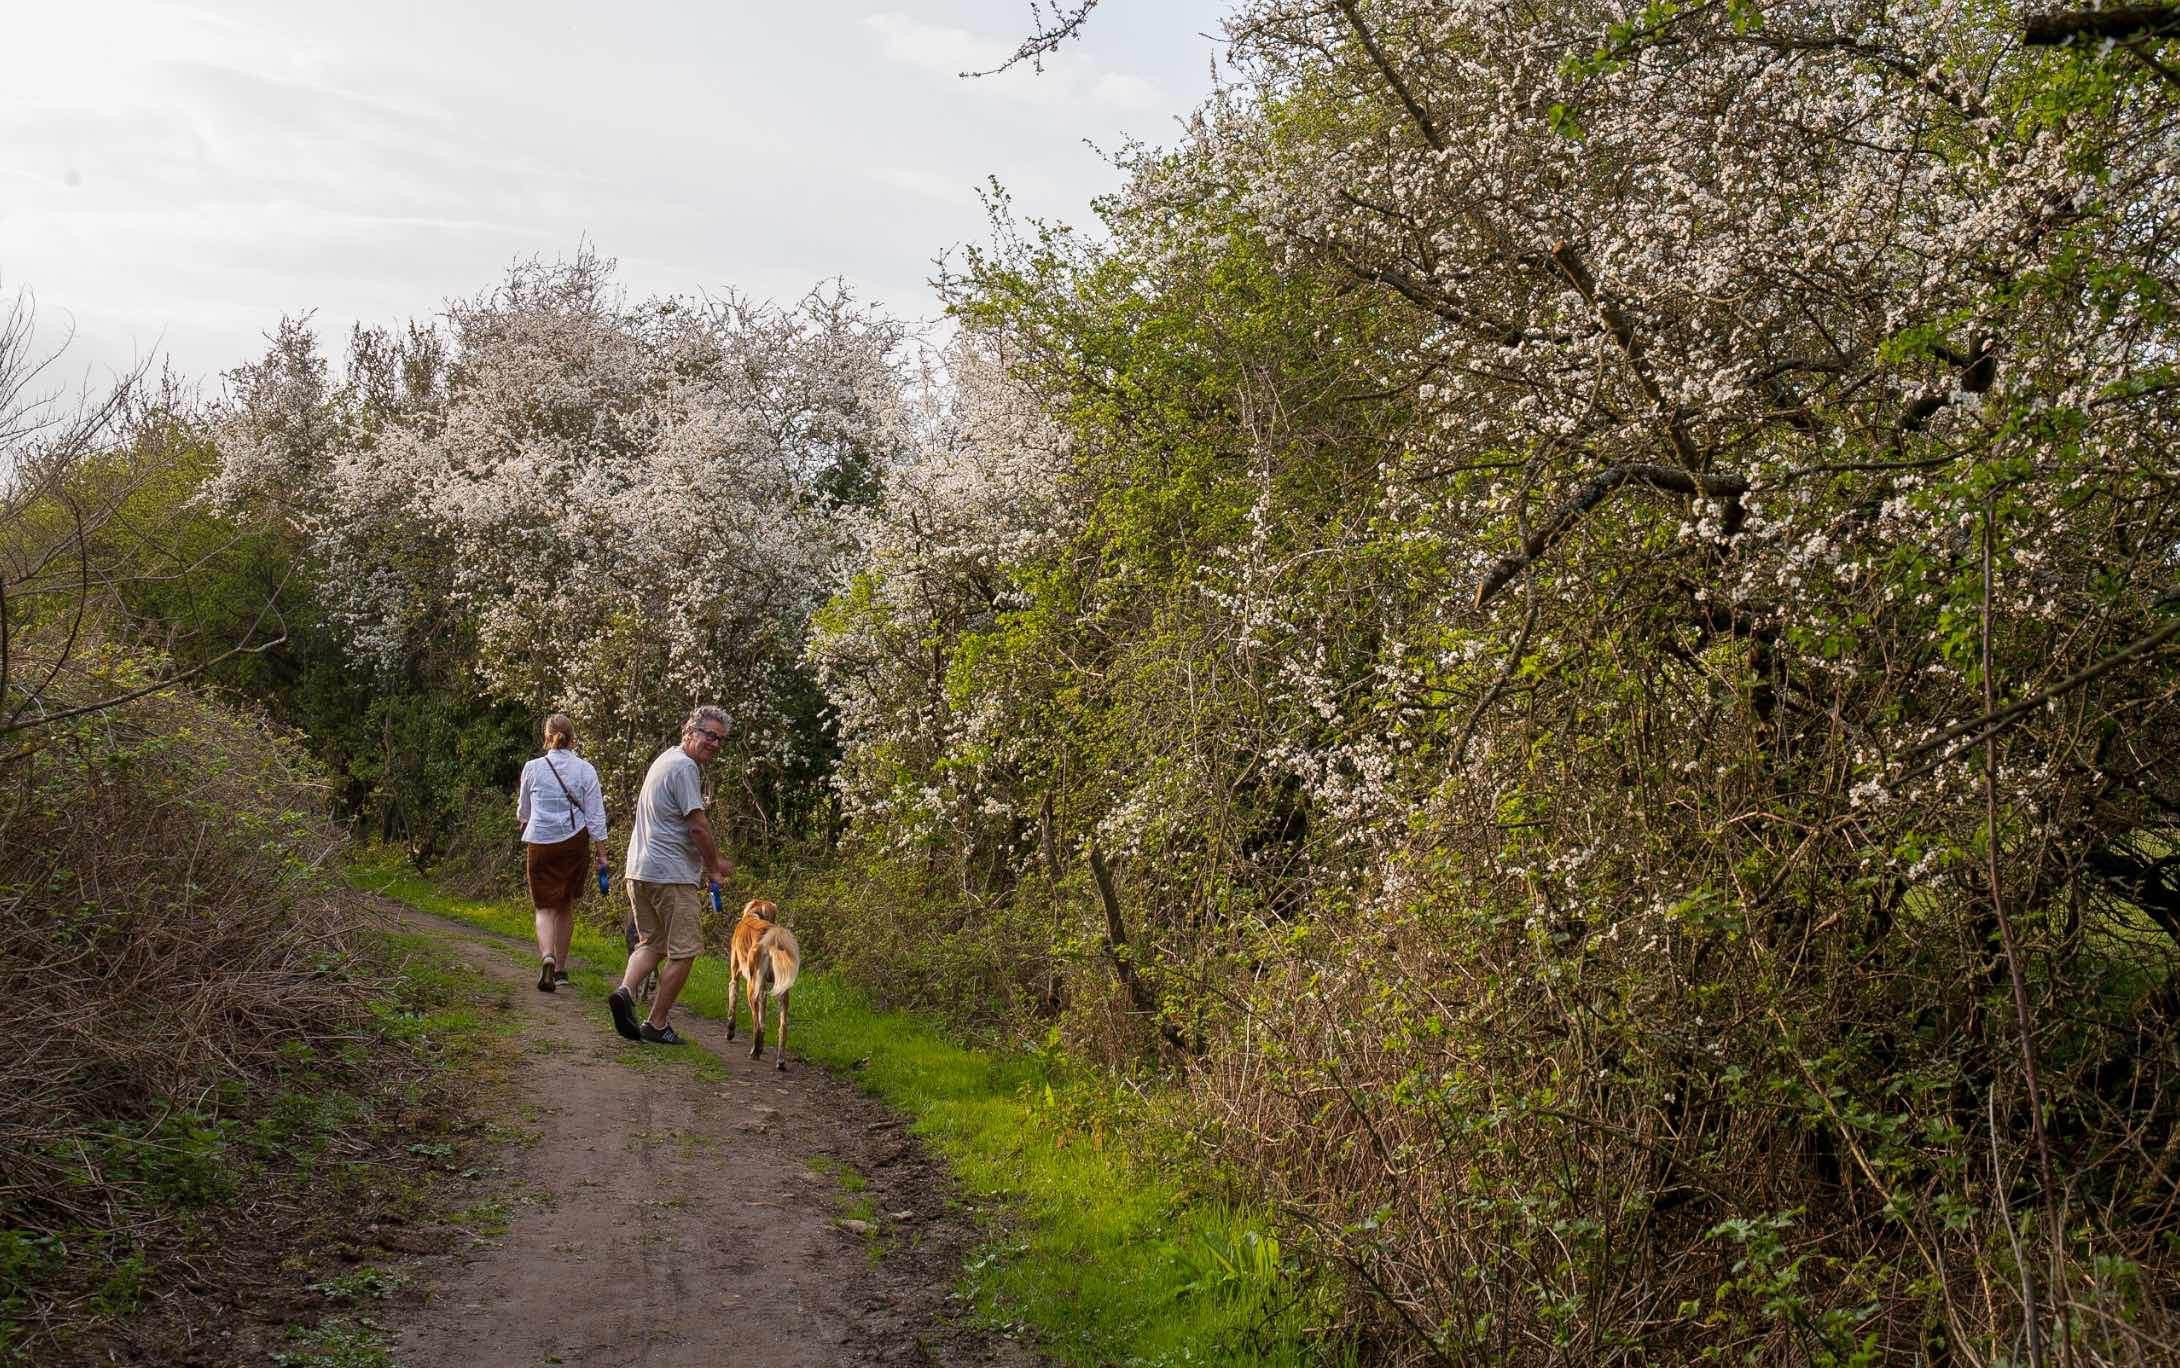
[627,879,704,961]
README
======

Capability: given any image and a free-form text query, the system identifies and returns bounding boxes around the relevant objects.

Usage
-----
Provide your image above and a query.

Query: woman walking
[516,713,609,992]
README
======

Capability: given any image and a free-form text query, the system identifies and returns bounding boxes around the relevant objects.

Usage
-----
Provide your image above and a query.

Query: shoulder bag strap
[541,752,586,839]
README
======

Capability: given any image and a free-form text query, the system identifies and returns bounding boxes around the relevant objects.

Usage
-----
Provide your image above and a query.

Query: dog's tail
[756,926,800,997]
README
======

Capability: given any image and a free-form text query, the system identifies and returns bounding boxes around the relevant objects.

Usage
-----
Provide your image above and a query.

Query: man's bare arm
[684,808,735,885]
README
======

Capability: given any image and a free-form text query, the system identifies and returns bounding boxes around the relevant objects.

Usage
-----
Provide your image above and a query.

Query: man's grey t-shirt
[625,746,705,885]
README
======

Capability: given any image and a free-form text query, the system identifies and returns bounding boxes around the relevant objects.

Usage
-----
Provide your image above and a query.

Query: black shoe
[638,1022,685,1046]
[607,987,642,1041]
[537,958,557,993]
[554,970,570,984]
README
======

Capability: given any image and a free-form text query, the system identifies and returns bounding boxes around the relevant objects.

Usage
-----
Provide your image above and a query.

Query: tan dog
[725,898,801,1070]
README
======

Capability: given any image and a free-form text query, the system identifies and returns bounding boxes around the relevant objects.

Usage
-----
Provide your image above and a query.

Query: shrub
[0,644,372,1350]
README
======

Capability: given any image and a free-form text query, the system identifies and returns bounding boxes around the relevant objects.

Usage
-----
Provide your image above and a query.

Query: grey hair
[542,712,577,749]
[681,704,730,740]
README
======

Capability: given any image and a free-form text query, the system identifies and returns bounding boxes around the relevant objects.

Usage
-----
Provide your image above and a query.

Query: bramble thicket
[9,1,2180,1361]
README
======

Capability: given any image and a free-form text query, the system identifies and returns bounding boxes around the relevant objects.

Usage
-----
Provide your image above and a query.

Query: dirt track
[379,900,1040,1368]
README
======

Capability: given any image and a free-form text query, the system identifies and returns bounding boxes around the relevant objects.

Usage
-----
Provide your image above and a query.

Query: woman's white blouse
[515,751,608,844]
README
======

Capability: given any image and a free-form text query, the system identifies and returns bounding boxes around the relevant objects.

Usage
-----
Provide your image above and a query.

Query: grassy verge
[1,914,520,1366]
[346,848,1340,1366]
[250,922,527,1368]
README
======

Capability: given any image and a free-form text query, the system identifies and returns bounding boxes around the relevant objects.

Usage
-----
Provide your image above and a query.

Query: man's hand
[710,855,734,886]
[593,848,610,872]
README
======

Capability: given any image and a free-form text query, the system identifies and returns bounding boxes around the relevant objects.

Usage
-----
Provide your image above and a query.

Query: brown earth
[379,899,1042,1368]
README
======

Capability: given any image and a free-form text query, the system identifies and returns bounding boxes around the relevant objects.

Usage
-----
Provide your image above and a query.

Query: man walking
[609,705,735,1045]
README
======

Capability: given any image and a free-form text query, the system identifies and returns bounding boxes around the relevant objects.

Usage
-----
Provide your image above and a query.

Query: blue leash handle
[596,868,610,895]
[709,881,723,914]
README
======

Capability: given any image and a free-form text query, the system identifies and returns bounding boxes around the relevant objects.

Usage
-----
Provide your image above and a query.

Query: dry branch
[1473,463,1751,608]
[968,0,1103,76]
[1086,836,1188,1053]
[1336,0,1448,152]
[2024,6,2180,45]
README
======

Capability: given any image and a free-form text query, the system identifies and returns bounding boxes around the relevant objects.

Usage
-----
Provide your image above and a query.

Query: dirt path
[375,899,1040,1368]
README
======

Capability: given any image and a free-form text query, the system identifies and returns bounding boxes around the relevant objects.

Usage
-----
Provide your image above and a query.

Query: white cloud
[2,0,1226,383]
[863,11,1011,76]
[1088,72,1162,112]
[13,202,547,251]
[2,1,326,114]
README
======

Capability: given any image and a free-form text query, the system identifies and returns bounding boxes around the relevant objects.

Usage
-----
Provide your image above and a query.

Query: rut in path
[380,899,1040,1368]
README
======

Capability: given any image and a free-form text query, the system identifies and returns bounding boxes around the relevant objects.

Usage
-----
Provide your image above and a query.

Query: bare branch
[2023,5,2180,46]
[5,491,94,734]
[2121,36,2180,89]
[1335,0,1446,152]
[1976,493,2058,1360]
[1473,464,1750,608]
[1451,594,1537,765]
[1548,241,1704,471]
[1890,612,2180,783]
[1333,250,1535,348]
[1086,836,1189,1053]
[966,0,1103,77]
[0,625,289,750]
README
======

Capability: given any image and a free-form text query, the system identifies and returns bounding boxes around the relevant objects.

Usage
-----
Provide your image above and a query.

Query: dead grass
[0,658,509,1362]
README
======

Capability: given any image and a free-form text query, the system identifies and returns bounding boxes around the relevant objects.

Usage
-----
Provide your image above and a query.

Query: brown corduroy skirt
[525,831,591,911]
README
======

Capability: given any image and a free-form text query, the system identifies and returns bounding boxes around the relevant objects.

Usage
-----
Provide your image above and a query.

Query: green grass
[346,847,1340,1365]
[271,1314,397,1368]
[448,1198,512,1243]
[806,1154,869,1194]
[306,1266,407,1304]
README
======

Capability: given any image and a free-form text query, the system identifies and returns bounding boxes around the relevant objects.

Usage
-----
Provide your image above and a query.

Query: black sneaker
[607,987,642,1041]
[537,958,557,993]
[554,970,570,985]
[638,1022,685,1046]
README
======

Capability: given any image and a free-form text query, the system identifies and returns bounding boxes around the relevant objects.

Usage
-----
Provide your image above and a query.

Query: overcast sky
[1,0,1228,389]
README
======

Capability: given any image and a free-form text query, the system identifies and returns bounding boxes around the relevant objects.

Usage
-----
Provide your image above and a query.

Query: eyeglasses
[696,729,727,744]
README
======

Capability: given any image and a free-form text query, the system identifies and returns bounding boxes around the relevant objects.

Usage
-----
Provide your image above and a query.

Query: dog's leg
[774,988,789,1072]
[749,962,766,1060]
[724,959,739,1040]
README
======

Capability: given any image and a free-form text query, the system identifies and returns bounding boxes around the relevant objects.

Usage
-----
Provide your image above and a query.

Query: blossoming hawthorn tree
[206,250,914,835]
[805,326,1098,1016]
[814,0,2180,1358]
[814,179,1444,1020]
[812,329,1075,867]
